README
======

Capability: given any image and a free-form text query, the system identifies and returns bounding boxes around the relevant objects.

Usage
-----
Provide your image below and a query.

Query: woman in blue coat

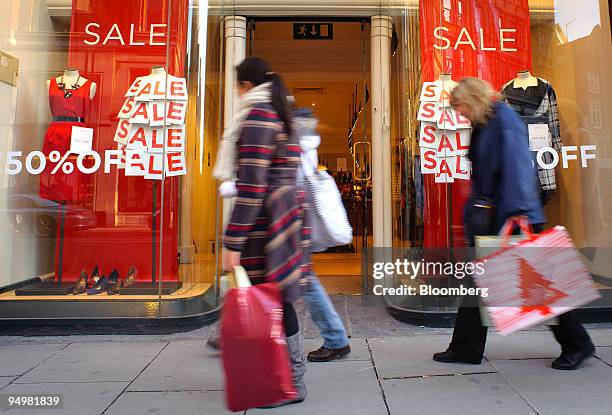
[433,78,594,370]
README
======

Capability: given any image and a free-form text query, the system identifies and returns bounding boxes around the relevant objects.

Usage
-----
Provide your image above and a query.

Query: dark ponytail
[236,57,292,131]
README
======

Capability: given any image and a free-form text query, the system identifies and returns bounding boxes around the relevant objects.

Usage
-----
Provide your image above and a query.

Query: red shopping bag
[474,218,601,335]
[220,279,296,411]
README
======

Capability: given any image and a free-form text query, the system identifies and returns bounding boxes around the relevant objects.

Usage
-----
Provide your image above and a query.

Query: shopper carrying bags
[293,108,352,362]
[215,57,308,407]
[432,77,595,370]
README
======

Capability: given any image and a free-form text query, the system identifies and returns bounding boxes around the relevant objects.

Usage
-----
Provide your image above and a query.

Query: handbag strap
[498,216,534,246]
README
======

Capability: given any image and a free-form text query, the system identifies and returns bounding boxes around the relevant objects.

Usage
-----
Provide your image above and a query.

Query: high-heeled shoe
[123,266,137,288]
[87,269,118,295]
[68,269,88,295]
[87,265,100,289]
[107,270,124,295]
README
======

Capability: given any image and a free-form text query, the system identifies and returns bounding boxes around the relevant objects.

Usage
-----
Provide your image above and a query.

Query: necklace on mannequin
[57,74,82,98]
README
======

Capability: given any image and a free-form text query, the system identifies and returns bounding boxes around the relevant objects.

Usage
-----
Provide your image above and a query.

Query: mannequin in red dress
[40,69,97,203]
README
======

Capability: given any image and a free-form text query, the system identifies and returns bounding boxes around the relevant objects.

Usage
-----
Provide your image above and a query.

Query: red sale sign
[419,0,532,248]
[61,0,189,283]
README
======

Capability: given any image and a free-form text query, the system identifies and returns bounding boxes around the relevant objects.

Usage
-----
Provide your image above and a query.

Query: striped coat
[223,102,310,303]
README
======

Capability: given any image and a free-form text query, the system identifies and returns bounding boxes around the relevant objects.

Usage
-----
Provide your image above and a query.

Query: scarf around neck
[213,82,272,181]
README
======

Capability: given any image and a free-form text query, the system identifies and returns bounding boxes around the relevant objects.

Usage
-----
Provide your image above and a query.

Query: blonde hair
[450,77,501,125]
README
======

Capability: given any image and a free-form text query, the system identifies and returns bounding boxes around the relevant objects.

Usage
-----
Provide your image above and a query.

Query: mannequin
[149,66,166,78]
[436,72,458,90]
[503,72,562,204]
[46,69,97,100]
[512,70,539,90]
[40,68,97,203]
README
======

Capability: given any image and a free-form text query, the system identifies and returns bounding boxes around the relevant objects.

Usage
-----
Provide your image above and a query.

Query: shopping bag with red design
[474,218,600,335]
[220,266,297,411]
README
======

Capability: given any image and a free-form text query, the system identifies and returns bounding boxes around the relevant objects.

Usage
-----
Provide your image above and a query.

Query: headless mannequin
[47,69,97,100]
[512,70,539,90]
[436,72,458,90]
[149,66,167,79]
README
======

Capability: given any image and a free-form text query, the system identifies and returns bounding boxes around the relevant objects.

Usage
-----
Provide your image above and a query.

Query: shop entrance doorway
[248,19,372,294]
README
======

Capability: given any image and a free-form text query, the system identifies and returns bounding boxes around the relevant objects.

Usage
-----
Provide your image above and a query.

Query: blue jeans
[302,274,349,349]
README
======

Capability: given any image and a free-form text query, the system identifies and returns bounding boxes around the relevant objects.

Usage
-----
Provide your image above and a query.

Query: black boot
[551,342,595,370]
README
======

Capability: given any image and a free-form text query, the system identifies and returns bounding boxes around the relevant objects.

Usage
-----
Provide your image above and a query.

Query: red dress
[40,78,93,203]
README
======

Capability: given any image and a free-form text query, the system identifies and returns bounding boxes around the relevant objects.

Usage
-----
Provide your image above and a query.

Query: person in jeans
[293,107,352,362]
[432,77,595,371]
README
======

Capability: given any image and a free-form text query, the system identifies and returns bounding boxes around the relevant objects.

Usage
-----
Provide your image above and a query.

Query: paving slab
[0,381,128,415]
[128,340,225,392]
[0,376,16,389]
[302,338,371,361]
[105,391,236,415]
[590,330,612,347]
[246,361,387,415]
[491,358,612,415]
[483,331,562,360]
[595,346,612,366]
[368,336,496,379]
[383,373,537,415]
[15,342,166,383]
[0,343,67,376]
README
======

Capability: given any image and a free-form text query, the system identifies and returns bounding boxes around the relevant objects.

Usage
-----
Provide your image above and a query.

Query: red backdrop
[56,0,189,283]
[419,0,532,248]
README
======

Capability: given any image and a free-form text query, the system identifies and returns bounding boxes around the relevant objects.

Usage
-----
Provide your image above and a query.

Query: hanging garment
[40,78,93,202]
[503,78,562,198]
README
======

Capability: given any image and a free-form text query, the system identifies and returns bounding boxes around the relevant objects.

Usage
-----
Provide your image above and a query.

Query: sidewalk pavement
[0,297,611,415]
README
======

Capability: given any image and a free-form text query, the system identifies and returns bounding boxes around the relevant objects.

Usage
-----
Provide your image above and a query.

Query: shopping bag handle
[233,265,252,288]
[498,216,534,246]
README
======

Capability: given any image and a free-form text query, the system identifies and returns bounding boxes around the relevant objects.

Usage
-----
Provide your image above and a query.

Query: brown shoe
[307,345,351,362]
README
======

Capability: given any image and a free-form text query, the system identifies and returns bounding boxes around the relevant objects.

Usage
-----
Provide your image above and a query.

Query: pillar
[370,15,393,248]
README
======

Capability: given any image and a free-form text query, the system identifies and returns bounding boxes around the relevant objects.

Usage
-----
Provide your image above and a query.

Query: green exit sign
[293,23,334,40]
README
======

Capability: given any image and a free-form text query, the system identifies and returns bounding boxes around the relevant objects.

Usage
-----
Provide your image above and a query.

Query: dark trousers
[450,222,593,358]
[283,303,299,337]
[449,300,593,358]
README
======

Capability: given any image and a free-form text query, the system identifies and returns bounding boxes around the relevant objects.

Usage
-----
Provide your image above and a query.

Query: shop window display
[386,0,612,314]
[0,0,223,318]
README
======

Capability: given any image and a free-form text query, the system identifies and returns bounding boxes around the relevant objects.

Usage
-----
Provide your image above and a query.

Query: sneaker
[307,345,351,362]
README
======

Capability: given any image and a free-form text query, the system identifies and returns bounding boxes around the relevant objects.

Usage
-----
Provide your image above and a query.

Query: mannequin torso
[47,69,97,100]
[512,70,539,90]
[436,73,458,90]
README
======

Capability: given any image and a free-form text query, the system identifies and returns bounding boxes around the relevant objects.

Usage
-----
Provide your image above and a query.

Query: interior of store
[251,20,372,294]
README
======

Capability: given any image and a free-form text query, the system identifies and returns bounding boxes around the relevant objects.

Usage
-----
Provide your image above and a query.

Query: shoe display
[432,349,483,364]
[68,269,88,295]
[87,269,118,296]
[106,269,123,295]
[551,342,595,370]
[307,344,351,362]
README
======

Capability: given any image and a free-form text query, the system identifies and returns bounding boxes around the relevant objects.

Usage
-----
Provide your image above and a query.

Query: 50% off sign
[4,150,103,176]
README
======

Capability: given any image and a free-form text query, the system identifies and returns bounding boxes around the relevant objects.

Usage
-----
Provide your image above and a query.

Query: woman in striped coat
[215,57,308,406]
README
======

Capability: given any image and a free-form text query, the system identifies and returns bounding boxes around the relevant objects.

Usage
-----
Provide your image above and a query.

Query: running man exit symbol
[293,23,333,40]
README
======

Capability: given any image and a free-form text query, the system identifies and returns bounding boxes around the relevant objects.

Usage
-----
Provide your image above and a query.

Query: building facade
[0,0,611,327]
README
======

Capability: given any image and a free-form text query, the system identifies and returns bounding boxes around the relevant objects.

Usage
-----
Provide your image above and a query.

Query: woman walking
[215,57,308,405]
[432,77,595,370]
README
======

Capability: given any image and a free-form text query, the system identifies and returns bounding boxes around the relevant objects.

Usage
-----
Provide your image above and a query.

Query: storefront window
[384,0,612,315]
[0,0,225,320]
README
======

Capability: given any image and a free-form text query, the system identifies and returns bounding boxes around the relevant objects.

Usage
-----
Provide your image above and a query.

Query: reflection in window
[589,100,602,129]
[586,72,600,94]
